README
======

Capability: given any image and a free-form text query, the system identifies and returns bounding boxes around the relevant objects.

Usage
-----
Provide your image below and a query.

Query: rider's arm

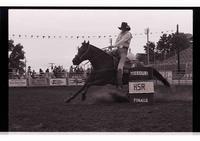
[114,32,132,47]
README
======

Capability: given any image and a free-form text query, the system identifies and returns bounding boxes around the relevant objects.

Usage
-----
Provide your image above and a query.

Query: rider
[113,22,133,89]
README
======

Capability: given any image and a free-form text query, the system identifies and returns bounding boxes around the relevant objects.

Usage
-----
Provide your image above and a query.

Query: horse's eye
[78,48,83,53]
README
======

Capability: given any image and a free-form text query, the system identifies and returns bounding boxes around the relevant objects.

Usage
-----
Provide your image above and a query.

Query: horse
[65,41,170,103]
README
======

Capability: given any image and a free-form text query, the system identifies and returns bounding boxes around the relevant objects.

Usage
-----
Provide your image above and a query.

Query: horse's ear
[87,41,90,45]
[83,40,86,44]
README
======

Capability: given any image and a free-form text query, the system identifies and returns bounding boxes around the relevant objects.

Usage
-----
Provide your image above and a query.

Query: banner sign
[128,93,154,103]
[50,79,67,86]
[129,81,154,94]
[183,73,192,80]
[177,73,192,80]
[68,78,85,86]
[29,78,48,86]
[9,79,27,87]
[68,78,77,86]
[129,67,153,80]
[76,78,85,86]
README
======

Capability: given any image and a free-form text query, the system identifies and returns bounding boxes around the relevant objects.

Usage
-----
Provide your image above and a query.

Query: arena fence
[9,70,192,87]
[155,70,192,86]
[9,72,86,87]
[152,62,192,86]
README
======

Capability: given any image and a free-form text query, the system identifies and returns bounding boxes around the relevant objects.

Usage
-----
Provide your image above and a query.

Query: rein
[78,44,104,68]
[79,44,91,60]
[82,45,117,66]
[78,44,117,72]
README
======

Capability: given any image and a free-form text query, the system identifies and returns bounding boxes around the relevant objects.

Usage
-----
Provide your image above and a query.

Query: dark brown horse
[65,41,170,103]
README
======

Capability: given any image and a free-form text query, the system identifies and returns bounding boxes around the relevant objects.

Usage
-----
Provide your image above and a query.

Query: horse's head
[72,41,91,65]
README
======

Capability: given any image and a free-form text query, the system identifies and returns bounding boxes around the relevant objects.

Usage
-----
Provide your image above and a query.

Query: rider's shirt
[114,31,132,48]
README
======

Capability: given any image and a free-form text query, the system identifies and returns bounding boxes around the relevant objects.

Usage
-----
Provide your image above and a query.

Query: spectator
[77,67,80,73]
[27,66,32,76]
[31,70,36,78]
[45,68,49,73]
[45,68,50,78]
[52,65,66,78]
[79,66,84,73]
[39,68,44,74]
[39,68,44,78]
[70,65,73,73]
[86,68,91,77]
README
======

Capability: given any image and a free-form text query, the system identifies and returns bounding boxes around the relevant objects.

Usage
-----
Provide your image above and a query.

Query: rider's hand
[108,46,113,49]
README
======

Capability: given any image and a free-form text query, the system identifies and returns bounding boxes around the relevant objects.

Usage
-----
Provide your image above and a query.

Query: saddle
[107,49,132,73]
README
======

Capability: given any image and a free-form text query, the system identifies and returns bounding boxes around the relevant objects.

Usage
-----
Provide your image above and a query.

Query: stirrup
[117,85,123,90]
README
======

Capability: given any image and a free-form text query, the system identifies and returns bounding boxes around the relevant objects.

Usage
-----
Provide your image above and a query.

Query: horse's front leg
[65,84,87,103]
[81,86,89,101]
[81,79,105,101]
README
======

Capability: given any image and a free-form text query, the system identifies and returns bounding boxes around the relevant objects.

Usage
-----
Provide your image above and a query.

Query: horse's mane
[89,44,113,57]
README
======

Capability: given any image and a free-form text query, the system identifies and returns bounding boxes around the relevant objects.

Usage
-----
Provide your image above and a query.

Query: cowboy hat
[118,22,131,31]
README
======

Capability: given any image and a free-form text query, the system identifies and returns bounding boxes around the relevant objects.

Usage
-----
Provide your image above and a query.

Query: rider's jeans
[117,47,128,87]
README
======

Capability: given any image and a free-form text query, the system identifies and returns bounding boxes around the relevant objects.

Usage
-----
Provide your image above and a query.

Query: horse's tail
[152,68,170,87]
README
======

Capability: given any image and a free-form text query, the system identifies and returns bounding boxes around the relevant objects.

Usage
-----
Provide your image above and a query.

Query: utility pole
[109,38,112,46]
[49,63,55,71]
[109,38,112,51]
[145,28,150,65]
[176,24,180,72]
[25,57,27,77]
[153,42,156,66]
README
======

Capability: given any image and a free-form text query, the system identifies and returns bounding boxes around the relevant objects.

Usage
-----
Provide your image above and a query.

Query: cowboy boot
[117,69,123,90]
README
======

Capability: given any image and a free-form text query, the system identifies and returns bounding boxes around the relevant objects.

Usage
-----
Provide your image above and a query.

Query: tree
[169,33,191,53]
[9,39,15,51]
[9,39,26,75]
[156,34,172,60]
[156,33,191,61]
[143,41,156,64]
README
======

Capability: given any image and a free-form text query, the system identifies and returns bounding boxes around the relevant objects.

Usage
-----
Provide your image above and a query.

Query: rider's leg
[117,47,128,89]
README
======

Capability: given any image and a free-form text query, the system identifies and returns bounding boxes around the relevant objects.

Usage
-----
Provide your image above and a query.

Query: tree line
[9,39,25,76]
[142,32,192,64]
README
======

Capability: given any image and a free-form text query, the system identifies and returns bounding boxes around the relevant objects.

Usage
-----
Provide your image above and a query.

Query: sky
[9,9,193,71]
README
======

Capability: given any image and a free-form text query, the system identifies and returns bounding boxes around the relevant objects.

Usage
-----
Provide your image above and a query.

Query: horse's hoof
[81,95,86,101]
[64,99,71,103]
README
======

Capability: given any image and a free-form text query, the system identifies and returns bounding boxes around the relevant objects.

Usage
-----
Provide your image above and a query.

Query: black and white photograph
[7,8,193,132]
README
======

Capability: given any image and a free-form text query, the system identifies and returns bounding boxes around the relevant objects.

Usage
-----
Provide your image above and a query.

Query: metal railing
[9,67,192,87]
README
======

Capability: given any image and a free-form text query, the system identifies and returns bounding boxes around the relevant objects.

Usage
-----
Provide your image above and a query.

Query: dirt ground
[9,85,192,132]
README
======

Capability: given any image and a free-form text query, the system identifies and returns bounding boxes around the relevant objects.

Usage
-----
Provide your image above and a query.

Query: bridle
[77,44,116,72]
[79,44,104,63]
[81,45,117,66]
[79,44,91,61]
